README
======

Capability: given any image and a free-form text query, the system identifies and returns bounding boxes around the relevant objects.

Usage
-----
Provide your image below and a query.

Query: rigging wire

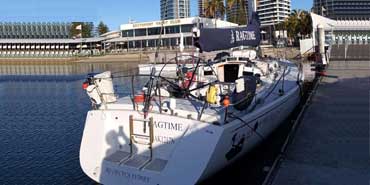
[296,62,304,98]
[263,65,287,100]
[228,112,265,141]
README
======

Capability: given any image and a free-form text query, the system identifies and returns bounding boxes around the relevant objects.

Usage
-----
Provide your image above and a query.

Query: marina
[1,0,370,184]
[0,60,311,185]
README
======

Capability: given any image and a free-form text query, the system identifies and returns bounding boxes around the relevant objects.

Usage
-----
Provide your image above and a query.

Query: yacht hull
[80,84,300,185]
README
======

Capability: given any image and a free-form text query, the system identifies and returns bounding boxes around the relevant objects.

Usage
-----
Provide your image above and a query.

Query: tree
[97,21,109,36]
[299,12,312,37]
[226,0,247,25]
[83,22,94,38]
[204,0,225,19]
[282,10,312,42]
[69,22,94,38]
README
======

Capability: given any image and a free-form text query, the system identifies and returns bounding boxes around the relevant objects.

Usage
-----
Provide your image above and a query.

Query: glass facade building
[109,17,238,51]
[121,23,197,49]
[161,0,190,20]
[0,22,71,39]
[313,0,370,20]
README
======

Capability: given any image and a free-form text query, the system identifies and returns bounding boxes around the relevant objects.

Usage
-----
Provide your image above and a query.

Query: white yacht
[79,13,303,185]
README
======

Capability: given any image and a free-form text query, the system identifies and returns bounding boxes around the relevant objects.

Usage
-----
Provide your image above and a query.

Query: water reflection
[0,61,141,185]
[0,77,94,184]
[0,60,139,76]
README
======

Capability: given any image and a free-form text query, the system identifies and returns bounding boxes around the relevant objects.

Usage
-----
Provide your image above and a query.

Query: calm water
[0,77,95,184]
[0,62,138,184]
[0,61,309,185]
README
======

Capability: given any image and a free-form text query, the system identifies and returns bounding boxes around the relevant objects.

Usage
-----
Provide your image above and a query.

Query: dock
[265,60,370,185]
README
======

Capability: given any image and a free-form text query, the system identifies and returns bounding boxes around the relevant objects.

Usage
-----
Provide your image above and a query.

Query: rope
[263,66,287,100]
[296,63,304,98]
[228,112,265,141]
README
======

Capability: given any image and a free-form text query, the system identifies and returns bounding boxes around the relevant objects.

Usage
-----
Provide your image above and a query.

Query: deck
[266,60,370,185]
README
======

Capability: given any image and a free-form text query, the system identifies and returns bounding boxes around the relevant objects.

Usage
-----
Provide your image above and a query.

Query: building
[161,0,190,20]
[227,0,249,24]
[311,12,370,45]
[100,30,121,39]
[0,38,107,58]
[256,0,291,26]
[105,17,238,52]
[198,0,207,17]
[0,22,71,39]
[313,0,370,20]
[0,21,106,58]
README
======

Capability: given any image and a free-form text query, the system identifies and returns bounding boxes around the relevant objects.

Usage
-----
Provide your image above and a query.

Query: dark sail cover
[195,13,261,52]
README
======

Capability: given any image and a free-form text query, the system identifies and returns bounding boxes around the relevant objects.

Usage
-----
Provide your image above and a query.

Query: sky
[0,0,312,30]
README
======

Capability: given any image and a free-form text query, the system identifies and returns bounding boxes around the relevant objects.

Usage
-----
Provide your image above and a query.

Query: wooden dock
[265,60,370,185]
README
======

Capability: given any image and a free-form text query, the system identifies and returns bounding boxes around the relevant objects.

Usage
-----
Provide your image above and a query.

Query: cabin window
[204,71,213,76]
[243,72,254,76]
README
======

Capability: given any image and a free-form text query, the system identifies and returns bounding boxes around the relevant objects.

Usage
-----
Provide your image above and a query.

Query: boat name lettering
[231,30,256,44]
[155,135,175,144]
[154,121,183,131]
[105,167,150,183]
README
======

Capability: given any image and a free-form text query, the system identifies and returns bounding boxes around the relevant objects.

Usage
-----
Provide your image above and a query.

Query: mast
[248,0,257,23]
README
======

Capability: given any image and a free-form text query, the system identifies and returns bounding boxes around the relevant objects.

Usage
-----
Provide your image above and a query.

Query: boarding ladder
[129,115,154,169]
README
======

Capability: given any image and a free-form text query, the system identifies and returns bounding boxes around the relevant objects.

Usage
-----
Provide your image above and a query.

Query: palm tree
[226,0,247,25]
[292,9,304,19]
[204,0,225,19]
[299,12,313,38]
[204,0,226,27]
[285,13,299,39]
[282,9,312,44]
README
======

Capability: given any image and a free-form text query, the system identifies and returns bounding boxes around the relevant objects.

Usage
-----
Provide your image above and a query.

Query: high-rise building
[313,0,370,20]
[256,0,291,26]
[198,0,207,17]
[161,0,190,20]
[199,0,290,26]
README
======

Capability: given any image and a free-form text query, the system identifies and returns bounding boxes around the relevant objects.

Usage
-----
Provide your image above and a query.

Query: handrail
[293,46,315,60]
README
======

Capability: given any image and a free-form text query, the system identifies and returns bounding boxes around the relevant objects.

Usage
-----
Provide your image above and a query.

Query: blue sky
[0,0,312,30]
